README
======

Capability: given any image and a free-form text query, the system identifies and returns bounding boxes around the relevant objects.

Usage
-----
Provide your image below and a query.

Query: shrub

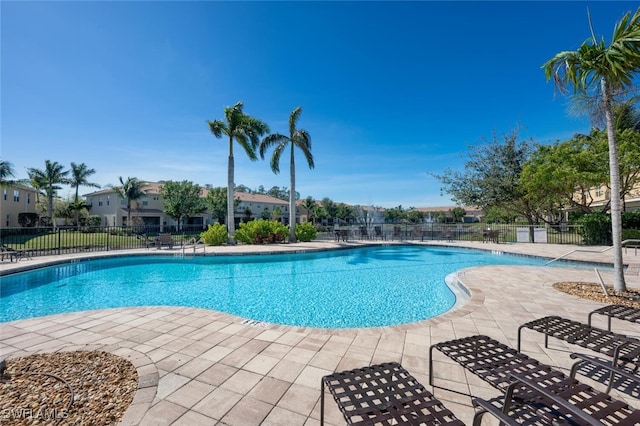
[622,228,640,242]
[18,212,39,227]
[235,219,288,244]
[84,215,102,231]
[295,222,317,242]
[579,212,611,245]
[200,223,228,246]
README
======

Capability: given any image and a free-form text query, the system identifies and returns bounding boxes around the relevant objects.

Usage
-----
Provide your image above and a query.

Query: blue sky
[1,1,634,208]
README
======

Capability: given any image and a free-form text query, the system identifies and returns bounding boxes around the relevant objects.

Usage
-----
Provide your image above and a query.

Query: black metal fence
[318,223,591,245]
[0,223,593,260]
[0,225,204,258]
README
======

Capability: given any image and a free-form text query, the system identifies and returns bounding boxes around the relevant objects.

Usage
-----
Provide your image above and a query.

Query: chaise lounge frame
[321,362,464,425]
[517,316,640,366]
[588,304,640,331]
[429,334,640,425]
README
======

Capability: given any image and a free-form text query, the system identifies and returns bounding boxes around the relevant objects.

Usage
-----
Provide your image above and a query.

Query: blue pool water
[2,245,563,327]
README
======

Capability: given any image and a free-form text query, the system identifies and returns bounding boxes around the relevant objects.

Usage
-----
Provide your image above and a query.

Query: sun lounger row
[430,334,640,425]
[322,311,639,425]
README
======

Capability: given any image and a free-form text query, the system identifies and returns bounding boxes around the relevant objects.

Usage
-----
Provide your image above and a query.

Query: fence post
[106,227,110,252]
[57,228,61,255]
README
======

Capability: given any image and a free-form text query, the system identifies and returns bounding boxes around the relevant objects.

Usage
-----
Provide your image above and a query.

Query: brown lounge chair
[321,362,464,425]
[155,233,174,249]
[430,334,640,425]
[588,304,640,331]
[517,315,640,366]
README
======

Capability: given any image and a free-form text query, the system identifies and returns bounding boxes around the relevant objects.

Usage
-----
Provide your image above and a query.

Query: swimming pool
[1,245,563,327]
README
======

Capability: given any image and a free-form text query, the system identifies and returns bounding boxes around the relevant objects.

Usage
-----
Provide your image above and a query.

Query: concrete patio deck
[1,240,639,425]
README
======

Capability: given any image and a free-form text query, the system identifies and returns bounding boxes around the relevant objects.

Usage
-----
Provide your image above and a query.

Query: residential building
[84,183,290,231]
[0,184,39,227]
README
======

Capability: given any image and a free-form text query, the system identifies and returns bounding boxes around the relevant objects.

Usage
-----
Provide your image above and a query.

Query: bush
[200,223,228,246]
[84,215,102,231]
[18,212,39,227]
[579,212,611,245]
[622,228,640,242]
[235,219,288,244]
[295,222,317,242]
[622,211,640,229]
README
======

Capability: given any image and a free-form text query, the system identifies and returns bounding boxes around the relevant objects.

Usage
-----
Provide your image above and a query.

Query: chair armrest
[507,374,606,426]
[471,398,521,426]
[569,352,640,383]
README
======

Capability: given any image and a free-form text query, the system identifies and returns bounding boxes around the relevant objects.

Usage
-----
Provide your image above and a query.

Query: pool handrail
[545,239,640,265]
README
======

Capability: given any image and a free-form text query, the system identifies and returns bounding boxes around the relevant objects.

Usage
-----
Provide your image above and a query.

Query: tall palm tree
[260,107,314,242]
[114,176,146,227]
[70,162,100,225]
[207,101,269,240]
[27,160,70,226]
[70,162,100,203]
[543,8,640,292]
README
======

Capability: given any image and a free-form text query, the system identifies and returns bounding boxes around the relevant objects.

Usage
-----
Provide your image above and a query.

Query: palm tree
[543,8,640,292]
[260,107,314,243]
[70,162,100,203]
[0,160,17,187]
[300,196,317,225]
[69,162,100,225]
[114,176,146,227]
[207,101,269,240]
[27,160,70,226]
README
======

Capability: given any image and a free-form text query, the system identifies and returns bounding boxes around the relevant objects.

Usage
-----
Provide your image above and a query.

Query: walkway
[1,241,639,425]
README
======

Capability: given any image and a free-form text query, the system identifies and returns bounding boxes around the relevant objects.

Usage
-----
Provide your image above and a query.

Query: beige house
[578,183,640,213]
[0,184,40,228]
[84,182,290,230]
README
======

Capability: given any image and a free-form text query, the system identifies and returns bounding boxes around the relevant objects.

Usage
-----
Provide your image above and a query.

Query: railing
[0,223,596,260]
[0,225,205,258]
[546,239,640,265]
[319,223,587,245]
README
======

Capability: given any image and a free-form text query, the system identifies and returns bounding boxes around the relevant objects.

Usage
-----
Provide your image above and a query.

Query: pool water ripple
[2,245,556,327]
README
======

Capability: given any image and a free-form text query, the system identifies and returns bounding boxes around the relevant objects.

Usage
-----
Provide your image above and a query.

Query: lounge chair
[588,304,640,331]
[373,226,384,240]
[358,226,368,240]
[321,362,464,425]
[155,233,174,249]
[482,229,499,243]
[517,316,640,366]
[430,334,640,425]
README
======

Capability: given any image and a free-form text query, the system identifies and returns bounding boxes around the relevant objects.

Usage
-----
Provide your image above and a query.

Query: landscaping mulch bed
[554,281,640,309]
[0,351,137,425]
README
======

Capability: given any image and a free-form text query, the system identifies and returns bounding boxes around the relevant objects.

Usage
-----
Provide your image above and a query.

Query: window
[153,196,159,201]
[3,189,6,201]
[13,190,19,202]
[107,196,110,206]
[121,199,126,205]
[98,198,103,207]
[142,201,148,206]
[595,186,602,197]
[27,193,31,204]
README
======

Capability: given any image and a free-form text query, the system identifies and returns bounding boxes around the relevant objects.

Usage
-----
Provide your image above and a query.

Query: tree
[27,160,70,226]
[113,176,146,227]
[260,107,314,242]
[521,135,608,216]
[204,187,239,224]
[433,129,539,239]
[207,101,270,241]
[0,160,17,187]
[300,196,317,224]
[160,180,205,232]
[543,7,640,291]
[451,207,467,222]
[69,162,100,225]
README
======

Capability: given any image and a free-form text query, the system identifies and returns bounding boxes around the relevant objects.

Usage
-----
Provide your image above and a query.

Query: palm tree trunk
[227,153,235,242]
[601,77,626,292]
[289,147,297,243]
